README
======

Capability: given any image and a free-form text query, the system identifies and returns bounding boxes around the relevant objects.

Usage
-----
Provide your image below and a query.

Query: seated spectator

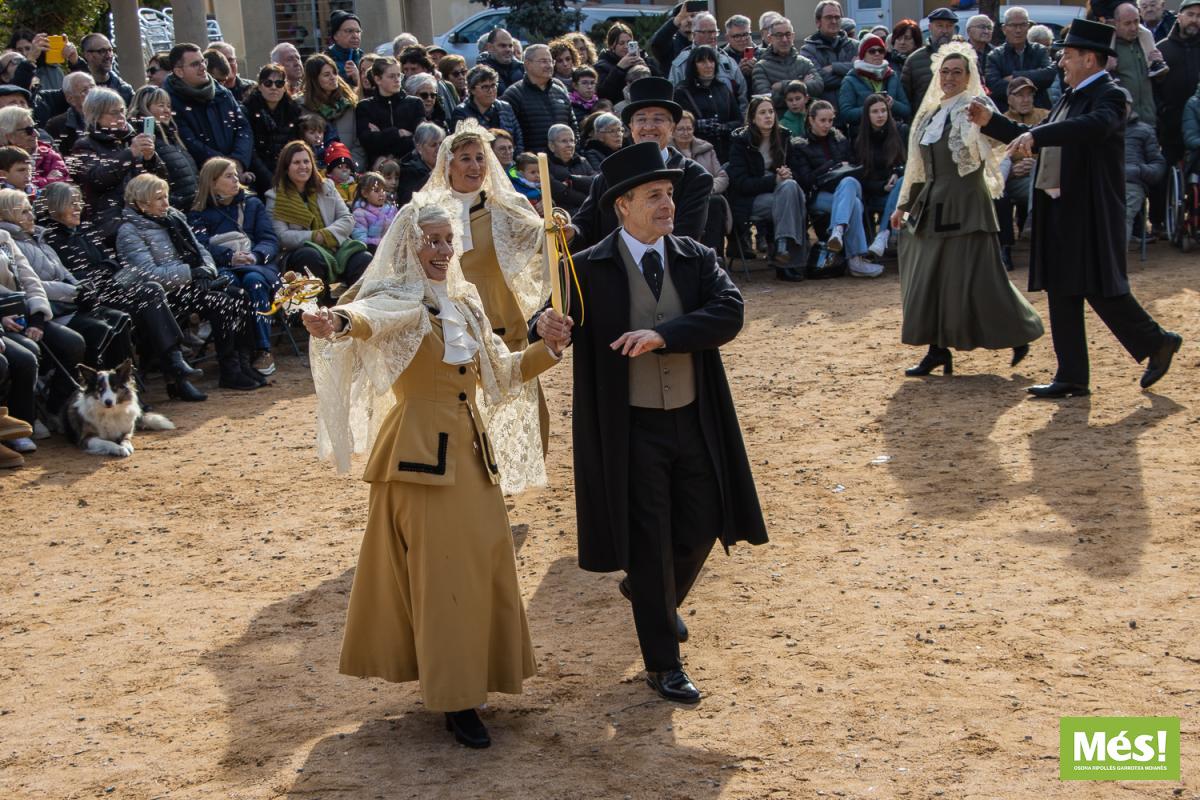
[242,63,304,195]
[579,111,624,170]
[1154,2,1200,164]
[852,94,907,257]
[398,46,457,125]
[549,37,582,92]
[800,2,858,104]
[129,85,200,213]
[780,80,810,136]
[594,23,647,105]
[888,19,922,71]
[190,158,282,375]
[395,122,445,207]
[452,65,524,152]
[509,152,543,206]
[0,335,40,463]
[265,141,371,292]
[613,64,652,118]
[489,128,517,172]
[502,44,576,153]
[672,109,733,260]
[144,52,170,88]
[674,45,741,163]
[839,35,911,133]
[77,33,133,105]
[1026,25,1054,48]
[373,155,402,197]
[1120,87,1165,246]
[728,96,809,277]
[668,13,750,117]
[44,71,93,153]
[794,100,879,277]
[40,181,204,400]
[477,29,525,93]
[208,42,256,102]
[301,53,364,167]
[752,17,825,106]
[1183,77,1200,172]
[164,43,254,182]
[357,53,380,100]
[0,106,68,189]
[350,171,399,250]
[985,7,1056,112]
[0,146,33,194]
[324,142,357,204]
[440,55,469,104]
[405,72,449,131]
[569,67,603,126]
[995,77,1047,269]
[545,124,597,214]
[116,172,263,390]
[297,113,329,163]
[71,87,168,239]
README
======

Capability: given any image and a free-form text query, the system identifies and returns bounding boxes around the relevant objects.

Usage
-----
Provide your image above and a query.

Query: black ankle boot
[444,709,490,748]
[237,350,268,386]
[1011,343,1030,367]
[218,355,260,390]
[166,377,208,402]
[905,346,953,376]
[166,348,203,378]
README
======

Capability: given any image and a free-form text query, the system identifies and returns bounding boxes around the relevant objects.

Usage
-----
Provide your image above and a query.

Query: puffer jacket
[593,50,630,105]
[751,47,825,103]
[0,222,77,301]
[0,228,52,321]
[243,91,303,189]
[984,42,1055,113]
[1155,24,1200,161]
[580,139,620,171]
[792,127,855,194]
[264,178,355,252]
[394,150,433,208]
[188,191,281,276]
[1183,83,1200,168]
[69,126,169,237]
[680,137,729,195]
[450,97,524,154]
[501,78,577,153]
[838,70,912,130]
[798,32,858,103]
[165,76,254,169]
[725,125,806,220]
[143,120,199,212]
[900,44,938,109]
[115,206,216,291]
[41,220,120,284]
[32,141,70,189]
[547,151,598,211]
[356,90,427,166]
[1125,112,1166,189]
[351,201,399,246]
[477,52,525,93]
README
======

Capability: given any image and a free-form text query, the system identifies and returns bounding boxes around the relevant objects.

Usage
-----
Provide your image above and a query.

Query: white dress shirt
[619,228,667,275]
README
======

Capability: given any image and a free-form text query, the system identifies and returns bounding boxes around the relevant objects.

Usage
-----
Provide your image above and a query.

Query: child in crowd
[298,114,329,163]
[570,66,602,125]
[372,156,402,200]
[0,147,34,196]
[490,129,516,171]
[324,142,357,205]
[509,152,542,206]
[351,172,399,250]
[780,81,809,138]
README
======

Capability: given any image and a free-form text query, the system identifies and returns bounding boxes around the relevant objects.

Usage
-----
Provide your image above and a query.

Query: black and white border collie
[63,359,175,457]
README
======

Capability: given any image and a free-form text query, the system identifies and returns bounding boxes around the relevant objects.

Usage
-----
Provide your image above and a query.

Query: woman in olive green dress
[890,42,1043,376]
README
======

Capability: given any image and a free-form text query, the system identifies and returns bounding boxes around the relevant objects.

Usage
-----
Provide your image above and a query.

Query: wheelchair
[1164,163,1200,252]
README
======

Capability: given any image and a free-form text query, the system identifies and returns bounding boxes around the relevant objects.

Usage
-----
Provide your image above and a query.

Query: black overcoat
[538,231,768,573]
[982,73,1129,298]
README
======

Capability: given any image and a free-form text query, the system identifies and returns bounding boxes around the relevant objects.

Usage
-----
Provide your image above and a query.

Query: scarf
[315,95,353,121]
[165,73,216,105]
[853,59,892,83]
[328,44,362,76]
[570,91,599,111]
[272,185,329,248]
[148,210,206,269]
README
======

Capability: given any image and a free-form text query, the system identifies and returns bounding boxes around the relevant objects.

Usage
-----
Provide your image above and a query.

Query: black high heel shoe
[905,346,953,376]
[444,709,490,749]
[1011,344,1030,367]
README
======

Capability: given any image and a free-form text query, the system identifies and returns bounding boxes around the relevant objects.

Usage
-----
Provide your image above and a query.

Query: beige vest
[618,237,696,410]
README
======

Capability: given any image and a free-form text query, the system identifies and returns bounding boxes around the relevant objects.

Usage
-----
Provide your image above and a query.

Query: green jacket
[780,110,808,138]
[1114,38,1156,127]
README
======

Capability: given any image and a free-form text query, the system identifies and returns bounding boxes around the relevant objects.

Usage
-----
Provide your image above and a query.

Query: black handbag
[816,163,864,191]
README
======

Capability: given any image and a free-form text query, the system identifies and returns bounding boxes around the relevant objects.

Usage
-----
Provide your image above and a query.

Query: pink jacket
[34,141,70,189]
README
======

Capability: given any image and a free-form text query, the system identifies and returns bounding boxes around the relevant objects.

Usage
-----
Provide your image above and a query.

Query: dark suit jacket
[983,73,1129,297]
[532,230,767,573]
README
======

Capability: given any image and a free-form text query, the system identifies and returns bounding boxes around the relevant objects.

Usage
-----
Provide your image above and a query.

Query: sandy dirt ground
[2,243,1198,800]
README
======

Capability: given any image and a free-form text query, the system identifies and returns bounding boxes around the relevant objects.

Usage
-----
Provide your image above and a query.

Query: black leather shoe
[1141,332,1183,389]
[1027,381,1090,398]
[1000,245,1014,272]
[619,578,688,642]
[905,347,952,376]
[166,348,203,378]
[444,709,490,748]
[1011,344,1030,367]
[775,267,805,282]
[646,669,701,704]
[166,378,207,402]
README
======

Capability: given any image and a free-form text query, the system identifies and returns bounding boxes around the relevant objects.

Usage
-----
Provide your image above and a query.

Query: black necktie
[641,248,663,300]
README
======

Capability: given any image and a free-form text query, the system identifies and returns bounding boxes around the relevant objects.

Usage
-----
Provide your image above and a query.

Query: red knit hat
[324,141,353,168]
[857,35,887,60]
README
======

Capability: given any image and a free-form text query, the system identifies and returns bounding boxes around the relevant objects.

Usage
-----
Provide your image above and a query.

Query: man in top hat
[902,8,959,107]
[969,18,1183,397]
[568,77,713,250]
[533,142,767,703]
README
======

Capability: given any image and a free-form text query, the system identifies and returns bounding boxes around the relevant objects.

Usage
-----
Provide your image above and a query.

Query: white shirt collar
[619,228,666,274]
[661,147,671,164]
[1073,69,1106,92]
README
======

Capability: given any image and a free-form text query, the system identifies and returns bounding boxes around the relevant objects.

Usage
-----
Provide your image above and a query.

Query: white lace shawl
[898,41,1005,208]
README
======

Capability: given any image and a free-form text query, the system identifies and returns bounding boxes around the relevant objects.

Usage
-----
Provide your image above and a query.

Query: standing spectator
[479,30,525,93]
[502,44,576,154]
[752,18,825,105]
[966,15,996,77]
[208,42,256,102]
[270,42,305,96]
[0,106,68,189]
[544,124,597,214]
[452,65,523,152]
[145,52,171,88]
[593,23,647,105]
[164,44,254,183]
[406,73,449,130]
[1140,0,1176,41]
[356,57,425,166]
[579,112,624,170]
[759,12,784,48]
[1113,3,1160,125]
[995,77,1047,269]
[567,33,598,69]
[129,85,199,213]
[569,67,604,126]
[1120,87,1166,245]
[326,10,363,87]
[668,13,750,117]
[650,3,699,71]
[549,38,581,93]
[985,7,1056,112]
[75,34,132,106]
[6,30,75,93]
[398,47,457,125]
[1155,0,1200,165]
[242,63,304,195]
[674,46,741,163]
[440,55,469,103]
[888,19,922,72]
[301,53,364,167]
[800,1,858,105]
[902,8,958,107]
[1027,25,1055,49]
[838,35,912,133]
[722,15,757,83]
[44,72,92,154]
[395,122,444,207]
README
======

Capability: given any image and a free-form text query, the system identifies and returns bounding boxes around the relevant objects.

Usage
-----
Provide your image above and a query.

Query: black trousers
[1047,291,1166,386]
[167,282,255,358]
[67,307,133,370]
[3,321,85,413]
[626,403,720,672]
[96,278,183,359]
[0,339,38,424]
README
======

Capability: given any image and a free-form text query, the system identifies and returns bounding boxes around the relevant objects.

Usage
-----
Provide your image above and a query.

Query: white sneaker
[868,230,889,258]
[32,419,50,440]
[827,225,845,253]
[3,437,36,453]
[848,256,883,278]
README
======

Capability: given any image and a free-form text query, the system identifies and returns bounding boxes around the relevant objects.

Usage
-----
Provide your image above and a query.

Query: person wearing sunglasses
[0,106,69,190]
[75,33,133,106]
[404,73,449,131]
[145,53,171,88]
[243,63,306,194]
[838,35,911,136]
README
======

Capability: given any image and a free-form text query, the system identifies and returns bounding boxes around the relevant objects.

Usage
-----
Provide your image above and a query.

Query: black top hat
[599,142,684,208]
[619,77,684,126]
[1060,18,1117,58]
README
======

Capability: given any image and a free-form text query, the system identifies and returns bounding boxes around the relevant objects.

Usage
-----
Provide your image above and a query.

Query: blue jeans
[812,177,867,257]
[223,268,275,351]
[881,179,902,224]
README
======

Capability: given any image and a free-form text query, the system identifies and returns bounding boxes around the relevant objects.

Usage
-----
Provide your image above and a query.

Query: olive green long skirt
[898,229,1044,350]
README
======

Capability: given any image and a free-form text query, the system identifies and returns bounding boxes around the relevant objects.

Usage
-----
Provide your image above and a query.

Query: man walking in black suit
[535,143,767,703]
[969,18,1183,397]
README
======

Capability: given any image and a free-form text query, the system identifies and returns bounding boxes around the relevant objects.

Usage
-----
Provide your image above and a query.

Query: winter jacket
[115,207,217,291]
[1155,24,1200,161]
[477,53,526,94]
[32,141,69,190]
[751,47,825,104]
[501,78,577,153]
[1125,112,1166,189]
[351,201,399,246]
[674,79,741,127]
[164,77,254,170]
[985,42,1055,112]
[725,126,806,220]
[838,70,912,131]
[901,44,939,109]
[594,50,632,105]
[136,120,199,213]
[0,222,77,302]
[792,128,855,194]
[0,228,52,321]
[41,220,121,285]
[356,90,427,166]
[580,139,620,172]
[44,107,85,156]
[679,137,729,194]
[188,191,281,276]
[1183,85,1200,167]
[1114,38,1157,127]
[243,91,303,188]
[394,150,434,208]
[798,32,858,103]
[853,123,908,200]
[668,47,749,116]
[70,126,169,237]
[450,97,524,154]
[650,18,691,75]
[264,178,355,252]
[1150,10,1177,41]
[546,151,598,211]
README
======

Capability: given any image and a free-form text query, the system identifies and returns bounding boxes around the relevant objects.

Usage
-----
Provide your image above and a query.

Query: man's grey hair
[392,33,419,58]
[63,71,96,98]
[1004,6,1030,23]
[82,87,126,128]
[548,123,574,143]
[413,121,445,147]
[593,112,621,133]
[725,14,752,31]
[524,43,550,60]
[270,42,299,62]
[1028,24,1053,46]
[0,106,34,139]
[769,17,795,35]
[404,73,438,95]
[759,11,782,31]
[967,14,993,29]
[693,12,718,29]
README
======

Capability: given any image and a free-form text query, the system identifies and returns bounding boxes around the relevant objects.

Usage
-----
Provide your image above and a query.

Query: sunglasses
[451,69,467,76]
[261,78,286,88]
[16,125,36,136]
[417,91,437,99]
[146,66,161,75]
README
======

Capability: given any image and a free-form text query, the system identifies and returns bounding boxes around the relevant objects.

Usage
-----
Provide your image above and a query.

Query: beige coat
[0,228,52,320]
[264,178,355,252]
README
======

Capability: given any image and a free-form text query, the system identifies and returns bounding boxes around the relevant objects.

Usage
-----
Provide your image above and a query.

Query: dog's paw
[120,441,134,457]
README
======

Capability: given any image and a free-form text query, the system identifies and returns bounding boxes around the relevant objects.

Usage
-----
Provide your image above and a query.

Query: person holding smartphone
[595,23,647,105]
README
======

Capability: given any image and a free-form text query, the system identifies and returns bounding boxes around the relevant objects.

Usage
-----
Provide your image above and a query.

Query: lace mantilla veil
[898,41,1006,208]
[310,190,549,494]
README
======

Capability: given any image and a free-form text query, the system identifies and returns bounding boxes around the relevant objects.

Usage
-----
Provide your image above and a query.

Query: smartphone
[627,40,639,56]
[685,0,707,12]
[744,47,756,61]
[143,116,155,137]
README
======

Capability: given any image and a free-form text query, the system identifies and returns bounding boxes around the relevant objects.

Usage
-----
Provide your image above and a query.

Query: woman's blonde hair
[125,173,170,210]
[0,187,30,221]
[193,156,239,211]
